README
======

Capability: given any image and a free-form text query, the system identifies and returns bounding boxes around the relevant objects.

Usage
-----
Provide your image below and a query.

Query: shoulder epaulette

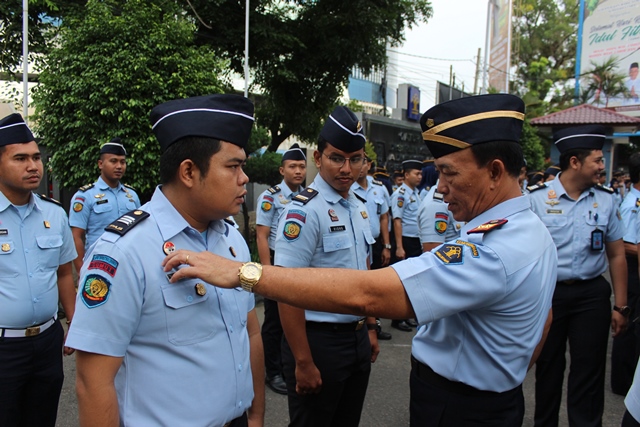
[526,183,546,193]
[268,185,281,195]
[293,188,319,205]
[595,184,614,194]
[104,210,149,236]
[433,192,444,202]
[78,183,95,192]
[372,179,383,186]
[636,198,640,208]
[123,183,137,191]
[224,218,235,226]
[399,187,406,195]
[467,219,508,234]
[354,192,366,204]
[37,194,63,207]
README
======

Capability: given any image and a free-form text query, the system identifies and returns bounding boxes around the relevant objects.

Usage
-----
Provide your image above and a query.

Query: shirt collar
[400,183,417,195]
[313,173,354,205]
[552,173,593,201]
[278,179,301,198]
[462,195,531,235]
[0,191,40,215]
[97,176,123,191]
[149,186,226,242]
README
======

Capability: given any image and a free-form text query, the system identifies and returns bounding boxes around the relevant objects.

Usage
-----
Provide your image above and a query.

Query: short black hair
[160,136,222,184]
[317,135,329,153]
[629,152,640,184]
[559,148,593,171]
[470,141,524,178]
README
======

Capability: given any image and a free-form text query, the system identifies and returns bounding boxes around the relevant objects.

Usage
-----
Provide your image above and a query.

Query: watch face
[244,264,261,280]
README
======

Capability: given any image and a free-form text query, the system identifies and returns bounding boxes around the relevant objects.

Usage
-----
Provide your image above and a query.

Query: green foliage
[244,151,283,186]
[580,57,629,107]
[364,141,377,164]
[520,120,546,171]
[189,0,433,150]
[32,0,226,197]
[247,124,272,156]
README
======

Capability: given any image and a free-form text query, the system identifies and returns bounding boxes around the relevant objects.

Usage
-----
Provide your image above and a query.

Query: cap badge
[356,121,362,132]
[426,118,435,128]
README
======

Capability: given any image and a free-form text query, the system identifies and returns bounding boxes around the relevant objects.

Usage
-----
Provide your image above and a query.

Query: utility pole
[449,65,453,101]
[474,47,481,94]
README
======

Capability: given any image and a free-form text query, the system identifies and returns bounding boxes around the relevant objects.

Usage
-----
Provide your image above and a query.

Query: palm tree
[582,57,629,107]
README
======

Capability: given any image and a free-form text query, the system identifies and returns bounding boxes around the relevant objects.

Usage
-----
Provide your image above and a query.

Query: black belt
[223,413,247,427]
[306,319,365,332]
[411,356,516,397]
[557,275,601,286]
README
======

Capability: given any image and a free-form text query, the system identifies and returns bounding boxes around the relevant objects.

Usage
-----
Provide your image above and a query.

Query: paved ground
[56,302,628,426]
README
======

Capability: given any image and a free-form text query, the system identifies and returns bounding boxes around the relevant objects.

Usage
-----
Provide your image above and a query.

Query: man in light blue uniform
[274,106,379,427]
[66,95,265,427]
[162,94,558,427]
[0,113,77,427]
[528,125,628,427]
[69,138,140,273]
[612,152,640,396]
[417,180,462,253]
[255,143,306,395]
[624,360,640,426]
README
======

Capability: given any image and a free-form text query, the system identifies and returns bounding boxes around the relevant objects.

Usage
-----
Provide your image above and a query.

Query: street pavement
[56,301,628,426]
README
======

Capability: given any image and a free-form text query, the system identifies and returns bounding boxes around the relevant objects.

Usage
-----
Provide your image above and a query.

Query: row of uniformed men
[1,92,636,427]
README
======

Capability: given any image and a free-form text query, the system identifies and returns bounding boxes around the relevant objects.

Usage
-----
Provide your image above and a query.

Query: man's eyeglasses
[322,153,367,168]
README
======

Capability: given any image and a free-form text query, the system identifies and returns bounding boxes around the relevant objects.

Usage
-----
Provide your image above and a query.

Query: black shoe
[377,330,392,340]
[391,320,412,332]
[266,374,287,395]
[406,318,418,327]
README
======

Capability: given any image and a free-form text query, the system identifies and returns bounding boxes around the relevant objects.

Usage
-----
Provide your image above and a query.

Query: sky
[395,0,489,110]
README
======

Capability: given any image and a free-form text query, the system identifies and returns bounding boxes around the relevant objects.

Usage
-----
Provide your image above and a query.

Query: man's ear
[177,159,198,188]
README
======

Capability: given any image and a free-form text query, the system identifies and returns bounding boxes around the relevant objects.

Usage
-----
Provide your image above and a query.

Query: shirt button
[238,364,242,371]
[238,401,243,408]
[25,249,29,253]
[33,298,37,302]
[186,295,193,302]
[229,326,234,333]
[29,273,33,278]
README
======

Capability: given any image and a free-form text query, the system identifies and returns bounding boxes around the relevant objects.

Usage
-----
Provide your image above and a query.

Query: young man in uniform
[165,94,557,427]
[0,113,77,427]
[69,137,140,273]
[255,144,306,395]
[390,159,423,331]
[66,94,265,427]
[273,106,379,427]
[528,125,628,427]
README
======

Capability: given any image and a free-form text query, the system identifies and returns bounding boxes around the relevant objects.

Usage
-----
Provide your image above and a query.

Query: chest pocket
[0,241,19,278]
[36,235,63,269]
[540,215,568,229]
[406,199,419,212]
[363,228,376,245]
[161,282,216,345]
[322,232,353,253]
[92,201,113,214]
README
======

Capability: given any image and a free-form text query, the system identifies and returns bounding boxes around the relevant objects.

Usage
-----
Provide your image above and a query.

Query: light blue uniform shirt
[417,183,463,245]
[275,174,374,323]
[626,360,640,421]
[66,186,254,427]
[352,176,390,240]
[391,183,421,237]
[620,186,640,244]
[69,176,141,251]
[528,175,625,281]
[255,180,302,250]
[392,196,557,392]
[0,192,76,328]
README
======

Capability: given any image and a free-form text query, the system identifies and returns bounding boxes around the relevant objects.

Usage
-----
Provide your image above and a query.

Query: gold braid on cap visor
[422,110,525,148]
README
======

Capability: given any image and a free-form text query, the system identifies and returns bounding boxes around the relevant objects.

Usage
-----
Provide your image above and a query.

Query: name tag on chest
[97,199,109,205]
[546,209,563,214]
[330,225,346,232]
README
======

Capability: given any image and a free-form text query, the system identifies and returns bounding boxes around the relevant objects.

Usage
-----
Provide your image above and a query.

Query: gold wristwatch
[238,262,263,293]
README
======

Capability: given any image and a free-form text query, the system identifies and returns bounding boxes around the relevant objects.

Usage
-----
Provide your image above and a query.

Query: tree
[0,0,84,74]
[189,0,433,151]
[32,0,227,199]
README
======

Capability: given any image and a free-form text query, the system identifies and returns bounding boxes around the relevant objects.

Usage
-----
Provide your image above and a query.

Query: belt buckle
[355,319,365,331]
[25,326,40,337]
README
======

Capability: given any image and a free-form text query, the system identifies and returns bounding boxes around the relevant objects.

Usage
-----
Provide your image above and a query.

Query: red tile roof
[530,104,640,126]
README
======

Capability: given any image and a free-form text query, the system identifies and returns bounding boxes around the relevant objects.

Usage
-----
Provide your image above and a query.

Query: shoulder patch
[595,184,614,194]
[123,183,137,191]
[526,183,546,193]
[467,219,508,234]
[81,274,112,308]
[293,188,319,205]
[353,192,366,204]
[79,183,95,192]
[37,194,63,207]
[104,210,149,236]
[433,192,444,202]
[372,179,383,186]
[434,244,464,264]
[268,185,281,195]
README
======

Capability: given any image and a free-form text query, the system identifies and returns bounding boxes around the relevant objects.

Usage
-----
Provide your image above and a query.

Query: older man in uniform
[613,153,640,396]
[255,144,306,395]
[0,113,77,427]
[164,93,558,427]
[69,138,140,273]
[270,106,379,427]
[528,125,628,427]
[66,95,265,427]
